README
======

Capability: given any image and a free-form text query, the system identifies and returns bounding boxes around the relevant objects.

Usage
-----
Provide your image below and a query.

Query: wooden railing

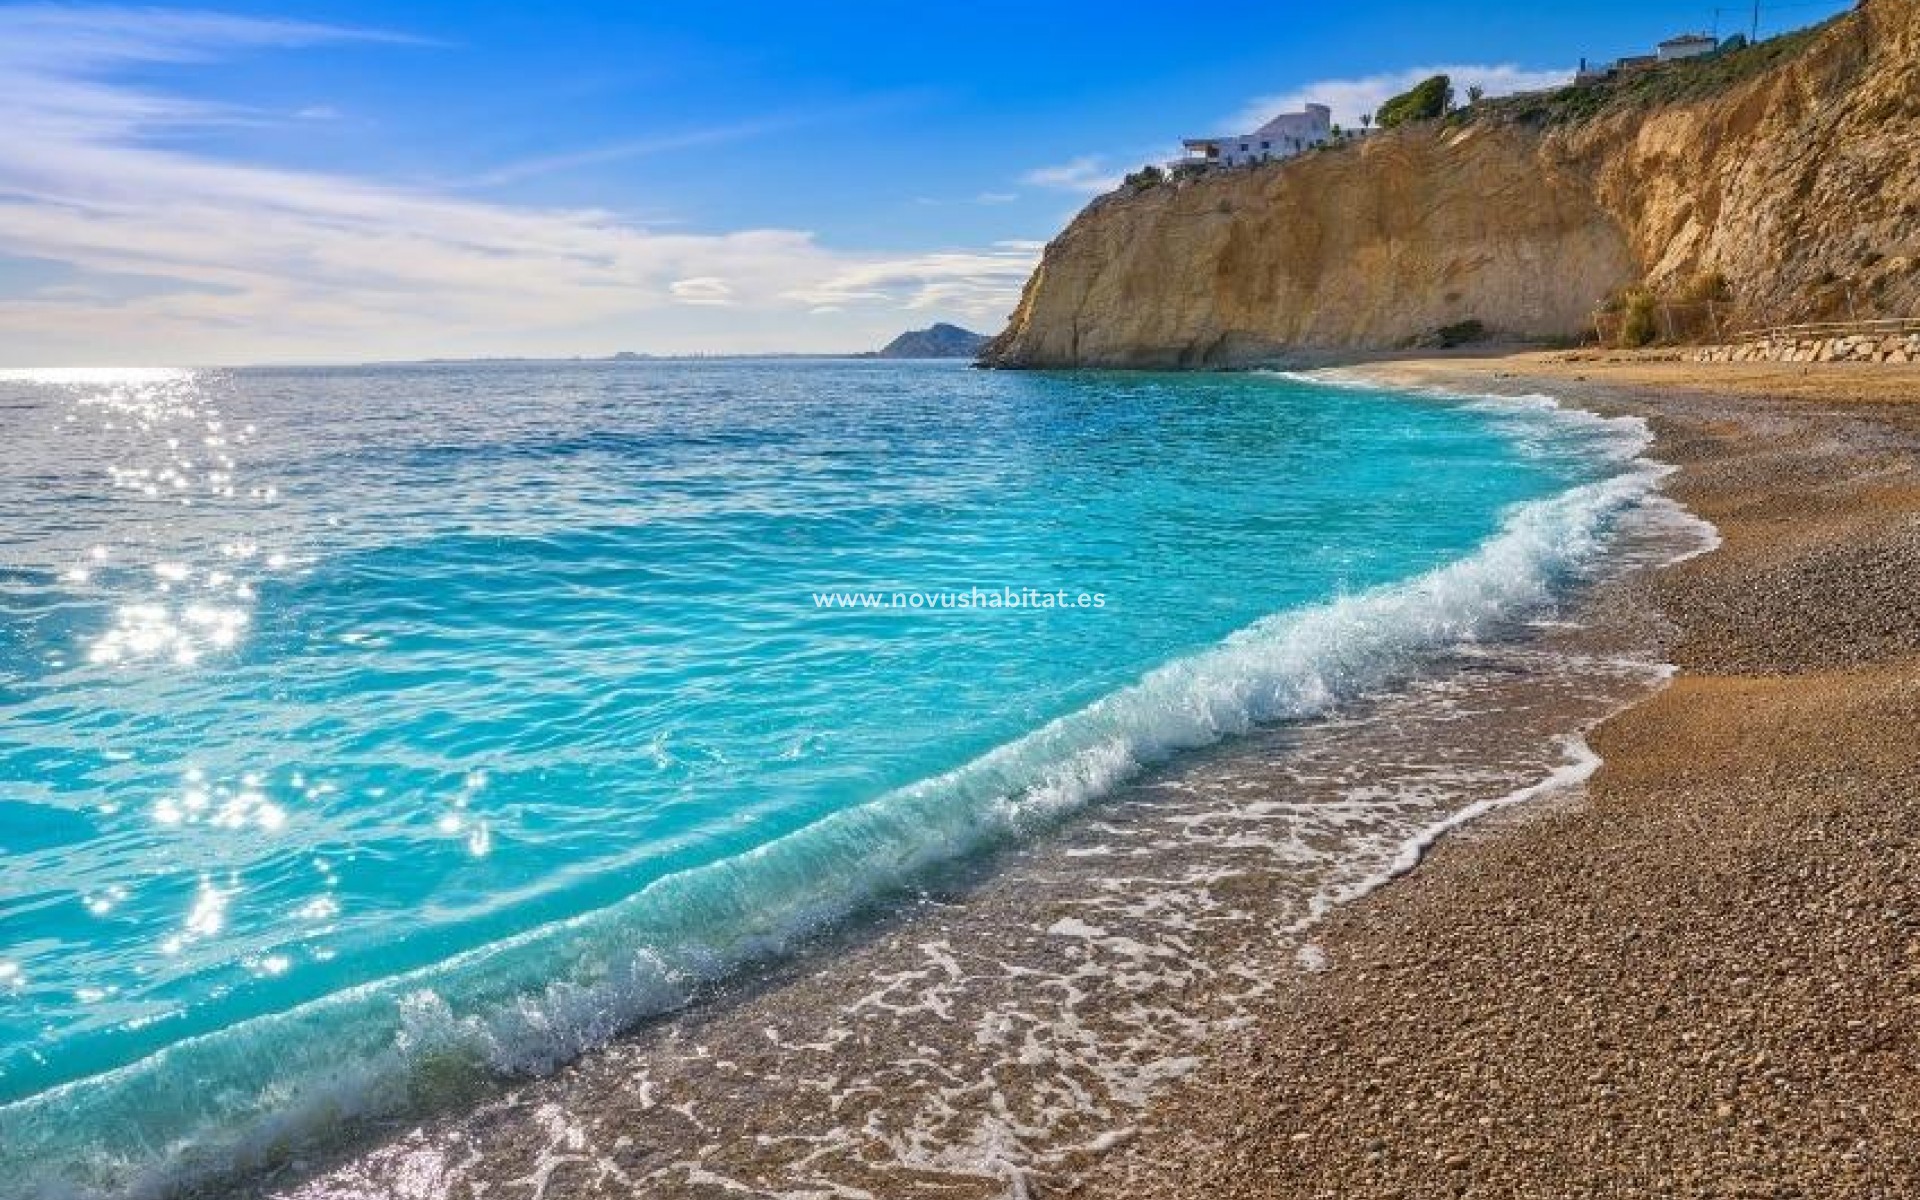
[1727,316,1920,341]
[1595,311,1920,349]
[1591,300,1733,345]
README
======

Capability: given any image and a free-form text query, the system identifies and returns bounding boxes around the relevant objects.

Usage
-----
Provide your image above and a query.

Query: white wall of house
[1658,35,1718,62]
[1194,103,1332,168]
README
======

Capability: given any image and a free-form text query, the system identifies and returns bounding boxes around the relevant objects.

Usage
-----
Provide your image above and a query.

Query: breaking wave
[1,393,1691,1199]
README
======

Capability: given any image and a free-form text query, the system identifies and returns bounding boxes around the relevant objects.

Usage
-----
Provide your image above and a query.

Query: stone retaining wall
[1693,330,1920,364]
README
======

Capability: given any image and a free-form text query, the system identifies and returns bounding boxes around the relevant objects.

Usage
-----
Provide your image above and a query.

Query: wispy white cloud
[468,108,860,189]
[668,276,734,306]
[0,5,430,66]
[468,98,907,187]
[913,191,1023,208]
[1020,155,1124,196]
[468,120,793,187]
[790,242,1039,317]
[1225,63,1571,132]
[0,8,1031,362]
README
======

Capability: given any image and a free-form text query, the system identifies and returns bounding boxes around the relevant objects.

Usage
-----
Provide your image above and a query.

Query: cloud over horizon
[0,7,1033,364]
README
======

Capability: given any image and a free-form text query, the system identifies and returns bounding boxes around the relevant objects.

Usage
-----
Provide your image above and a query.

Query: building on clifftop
[1657,33,1718,61]
[1176,103,1332,170]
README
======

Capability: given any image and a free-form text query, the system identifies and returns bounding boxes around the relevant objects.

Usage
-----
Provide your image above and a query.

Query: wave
[0,393,1687,1200]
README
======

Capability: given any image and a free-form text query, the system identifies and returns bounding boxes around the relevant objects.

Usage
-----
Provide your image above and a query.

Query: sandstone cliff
[982,0,1920,368]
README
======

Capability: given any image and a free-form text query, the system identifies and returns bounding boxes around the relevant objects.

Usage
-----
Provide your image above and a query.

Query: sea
[0,360,1710,1197]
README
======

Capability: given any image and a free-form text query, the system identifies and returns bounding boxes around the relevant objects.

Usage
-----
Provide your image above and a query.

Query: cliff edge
[981,0,1920,368]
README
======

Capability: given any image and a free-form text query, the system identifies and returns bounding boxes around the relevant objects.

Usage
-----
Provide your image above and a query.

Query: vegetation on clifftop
[1471,19,1842,129]
[1377,74,1453,127]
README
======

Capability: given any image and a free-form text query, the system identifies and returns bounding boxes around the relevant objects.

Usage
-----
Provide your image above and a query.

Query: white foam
[1,381,1710,1200]
[1327,732,1603,914]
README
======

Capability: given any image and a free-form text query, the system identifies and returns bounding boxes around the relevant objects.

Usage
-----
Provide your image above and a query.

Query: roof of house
[1252,111,1325,137]
[1660,32,1716,45]
[1185,103,1330,145]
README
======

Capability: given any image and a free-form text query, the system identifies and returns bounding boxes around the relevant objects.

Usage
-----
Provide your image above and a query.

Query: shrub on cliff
[1675,271,1733,306]
[1619,289,1659,347]
[1122,165,1166,191]
[1377,75,1452,127]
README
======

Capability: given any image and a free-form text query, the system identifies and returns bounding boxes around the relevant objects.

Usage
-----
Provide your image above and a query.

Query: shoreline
[72,355,1918,1200]
[172,371,1690,1200]
[1075,352,1920,1197]
[209,366,1704,1200]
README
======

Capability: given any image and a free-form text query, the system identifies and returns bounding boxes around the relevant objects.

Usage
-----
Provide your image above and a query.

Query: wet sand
[234,354,1920,1200]
[1077,353,1920,1198]
[222,367,1704,1200]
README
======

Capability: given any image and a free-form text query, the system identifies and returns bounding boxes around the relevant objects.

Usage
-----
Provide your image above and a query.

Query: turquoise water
[0,361,1657,1195]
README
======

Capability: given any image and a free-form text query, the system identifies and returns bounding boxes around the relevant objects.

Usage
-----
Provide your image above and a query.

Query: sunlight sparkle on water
[0,359,1660,1200]
[296,896,341,923]
[61,372,274,674]
[161,878,233,955]
[152,770,291,834]
[88,600,249,666]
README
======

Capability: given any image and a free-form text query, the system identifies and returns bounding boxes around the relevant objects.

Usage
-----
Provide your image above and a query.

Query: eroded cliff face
[1565,0,1920,320]
[982,0,1920,368]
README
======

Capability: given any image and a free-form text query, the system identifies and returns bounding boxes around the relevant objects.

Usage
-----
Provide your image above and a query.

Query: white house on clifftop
[1657,33,1718,61]
[1178,103,1332,169]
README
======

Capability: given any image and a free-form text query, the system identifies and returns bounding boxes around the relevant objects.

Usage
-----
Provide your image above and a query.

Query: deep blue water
[0,360,1658,1195]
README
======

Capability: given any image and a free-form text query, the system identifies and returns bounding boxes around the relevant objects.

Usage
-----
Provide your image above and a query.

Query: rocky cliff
[982,0,1920,368]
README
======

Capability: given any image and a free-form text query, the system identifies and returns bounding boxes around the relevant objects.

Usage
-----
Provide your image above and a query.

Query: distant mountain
[874,323,990,359]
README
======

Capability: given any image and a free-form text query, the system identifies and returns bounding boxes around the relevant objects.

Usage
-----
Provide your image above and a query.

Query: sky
[0,0,1855,365]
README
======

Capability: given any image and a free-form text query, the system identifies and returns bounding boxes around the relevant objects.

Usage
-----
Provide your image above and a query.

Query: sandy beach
[1076,352,1920,1198]
[11,2,1918,1195]
[182,354,1920,1200]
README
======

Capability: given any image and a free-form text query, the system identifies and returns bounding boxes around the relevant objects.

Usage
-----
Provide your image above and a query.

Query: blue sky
[0,0,1852,364]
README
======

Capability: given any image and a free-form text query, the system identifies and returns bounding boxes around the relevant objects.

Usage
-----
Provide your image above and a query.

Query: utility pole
[1752,0,1761,40]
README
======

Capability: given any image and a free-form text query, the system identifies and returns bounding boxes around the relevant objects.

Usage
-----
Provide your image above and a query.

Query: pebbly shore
[1072,354,1920,1199]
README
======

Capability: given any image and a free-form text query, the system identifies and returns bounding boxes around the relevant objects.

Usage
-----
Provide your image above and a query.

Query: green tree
[1376,75,1452,127]
[1467,84,1485,105]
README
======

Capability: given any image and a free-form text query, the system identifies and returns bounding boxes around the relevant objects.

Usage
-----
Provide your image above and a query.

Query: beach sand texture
[1077,355,1920,1198]
[221,357,1920,1200]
